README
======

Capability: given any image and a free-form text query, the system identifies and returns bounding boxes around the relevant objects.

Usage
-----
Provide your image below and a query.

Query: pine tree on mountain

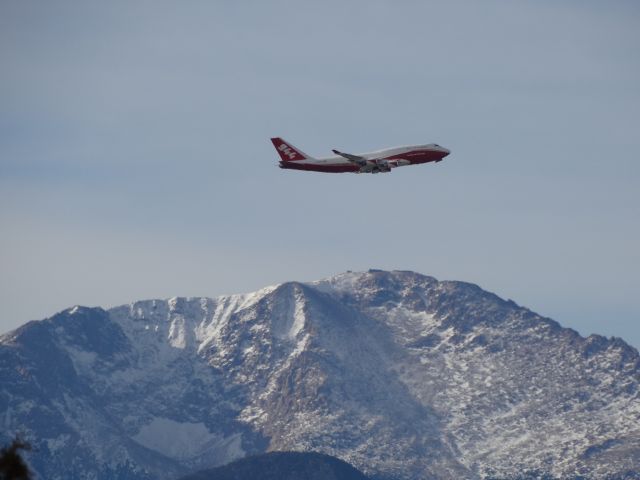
[0,438,32,480]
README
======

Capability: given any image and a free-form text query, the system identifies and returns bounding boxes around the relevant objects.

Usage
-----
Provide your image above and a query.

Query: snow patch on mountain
[132,417,241,461]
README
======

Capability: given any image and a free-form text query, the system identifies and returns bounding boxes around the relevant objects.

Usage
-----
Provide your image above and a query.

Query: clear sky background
[1,1,639,347]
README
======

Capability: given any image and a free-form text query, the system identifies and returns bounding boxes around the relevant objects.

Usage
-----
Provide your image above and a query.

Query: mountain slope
[1,270,638,479]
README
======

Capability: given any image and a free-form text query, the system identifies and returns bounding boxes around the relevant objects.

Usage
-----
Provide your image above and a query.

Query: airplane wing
[332,149,367,166]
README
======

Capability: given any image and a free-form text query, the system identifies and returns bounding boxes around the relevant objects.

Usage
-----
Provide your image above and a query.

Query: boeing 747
[271,137,450,174]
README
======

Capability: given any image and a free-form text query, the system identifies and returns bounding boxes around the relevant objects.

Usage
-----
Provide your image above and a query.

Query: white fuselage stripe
[293,144,448,166]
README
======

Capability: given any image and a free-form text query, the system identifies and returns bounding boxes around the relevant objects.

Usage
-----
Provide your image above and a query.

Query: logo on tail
[270,138,309,162]
[278,144,298,160]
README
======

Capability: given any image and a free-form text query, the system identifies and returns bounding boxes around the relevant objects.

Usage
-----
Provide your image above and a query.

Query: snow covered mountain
[1,270,638,479]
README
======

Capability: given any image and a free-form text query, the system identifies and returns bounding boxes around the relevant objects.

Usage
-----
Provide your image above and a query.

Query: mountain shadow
[178,451,371,480]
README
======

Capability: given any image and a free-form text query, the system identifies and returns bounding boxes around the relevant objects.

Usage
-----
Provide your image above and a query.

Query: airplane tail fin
[270,137,313,162]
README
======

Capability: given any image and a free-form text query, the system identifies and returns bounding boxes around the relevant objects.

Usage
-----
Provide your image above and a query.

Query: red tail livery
[270,138,309,162]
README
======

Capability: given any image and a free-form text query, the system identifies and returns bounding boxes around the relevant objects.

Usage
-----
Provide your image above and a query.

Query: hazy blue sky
[1,1,639,346]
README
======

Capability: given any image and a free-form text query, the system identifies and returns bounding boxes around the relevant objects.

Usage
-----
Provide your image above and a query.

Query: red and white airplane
[271,137,450,174]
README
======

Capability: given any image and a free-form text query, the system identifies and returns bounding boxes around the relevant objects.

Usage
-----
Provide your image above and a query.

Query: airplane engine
[372,165,391,174]
[374,159,391,172]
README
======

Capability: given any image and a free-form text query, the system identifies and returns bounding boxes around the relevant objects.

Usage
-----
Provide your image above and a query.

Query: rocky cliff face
[1,270,638,479]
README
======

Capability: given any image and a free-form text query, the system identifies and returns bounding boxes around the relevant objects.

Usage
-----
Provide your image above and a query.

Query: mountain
[178,451,371,480]
[1,270,639,479]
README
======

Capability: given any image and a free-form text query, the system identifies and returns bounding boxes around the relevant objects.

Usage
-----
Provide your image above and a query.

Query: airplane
[271,137,450,174]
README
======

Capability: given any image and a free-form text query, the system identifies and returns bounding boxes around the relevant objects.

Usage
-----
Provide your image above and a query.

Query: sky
[1,1,639,347]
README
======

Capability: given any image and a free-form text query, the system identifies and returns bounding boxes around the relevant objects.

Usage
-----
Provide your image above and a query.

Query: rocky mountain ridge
[1,270,638,479]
